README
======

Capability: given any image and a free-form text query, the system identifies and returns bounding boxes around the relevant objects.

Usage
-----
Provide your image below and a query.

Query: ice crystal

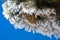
[2,0,60,39]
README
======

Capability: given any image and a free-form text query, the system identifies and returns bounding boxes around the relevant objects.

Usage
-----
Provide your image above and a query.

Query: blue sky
[0,0,60,40]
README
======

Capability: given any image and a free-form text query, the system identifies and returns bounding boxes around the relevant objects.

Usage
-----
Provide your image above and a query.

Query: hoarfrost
[2,0,60,39]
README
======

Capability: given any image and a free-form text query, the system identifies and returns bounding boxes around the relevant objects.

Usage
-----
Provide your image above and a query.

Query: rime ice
[2,0,60,39]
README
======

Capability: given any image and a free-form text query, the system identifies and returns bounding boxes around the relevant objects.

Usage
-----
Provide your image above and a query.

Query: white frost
[2,0,60,39]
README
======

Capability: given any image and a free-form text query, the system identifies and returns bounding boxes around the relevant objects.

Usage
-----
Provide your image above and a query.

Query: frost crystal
[2,0,60,39]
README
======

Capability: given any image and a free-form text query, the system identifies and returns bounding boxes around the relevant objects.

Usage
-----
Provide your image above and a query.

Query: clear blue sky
[0,0,60,40]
